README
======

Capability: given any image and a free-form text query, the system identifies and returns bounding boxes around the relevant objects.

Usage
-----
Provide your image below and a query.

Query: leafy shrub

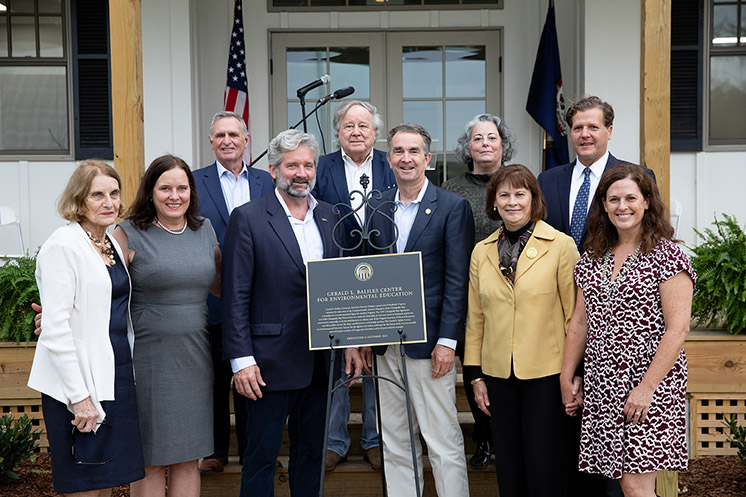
[0,414,41,479]
[0,254,39,344]
[724,413,746,468]
[690,214,746,335]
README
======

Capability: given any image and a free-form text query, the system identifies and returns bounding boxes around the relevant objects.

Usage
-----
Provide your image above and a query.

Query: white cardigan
[27,222,134,425]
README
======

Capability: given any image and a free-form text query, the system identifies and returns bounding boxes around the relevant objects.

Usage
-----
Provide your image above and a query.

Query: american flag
[224,0,251,162]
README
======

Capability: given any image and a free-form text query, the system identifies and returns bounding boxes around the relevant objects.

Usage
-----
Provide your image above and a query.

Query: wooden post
[640,0,671,208]
[642,1,676,494]
[109,0,144,209]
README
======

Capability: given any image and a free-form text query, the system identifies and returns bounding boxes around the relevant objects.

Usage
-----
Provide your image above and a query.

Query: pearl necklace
[599,244,641,306]
[85,230,116,266]
[155,218,187,235]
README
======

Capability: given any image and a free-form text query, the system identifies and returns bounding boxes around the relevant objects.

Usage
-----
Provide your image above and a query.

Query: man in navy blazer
[194,111,275,473]
[311,101,395,471]
[538,95,656,252]
[221,129,362,497]
[537,96,655,497]
[365,124,473,496]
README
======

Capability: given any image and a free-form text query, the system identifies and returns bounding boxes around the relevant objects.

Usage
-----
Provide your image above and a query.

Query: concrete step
[200,455,499,497]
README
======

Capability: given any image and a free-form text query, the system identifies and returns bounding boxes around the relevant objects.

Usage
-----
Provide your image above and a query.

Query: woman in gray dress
[113,154,220,497]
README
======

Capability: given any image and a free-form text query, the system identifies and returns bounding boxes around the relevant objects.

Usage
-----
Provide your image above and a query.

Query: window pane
[39,16,63,57]
[445,154,468,181]
[403,46,442,98]
[10,0,34,13]
[287,103,330,155]
[39,0,63,13]
[0,18,7,56]
[712,4,738,46]
[403,100,443,152]
[445,100,484,152]
[0,66,69,151]
[445,45,485,98]
[274,0,307,5]
[10,16,36,57]
[286,48,328,100]
[330,46,370,100]
[710,55,746,143]
[425,154,444,185]
[424,0,459,4]
[310,0,344,4]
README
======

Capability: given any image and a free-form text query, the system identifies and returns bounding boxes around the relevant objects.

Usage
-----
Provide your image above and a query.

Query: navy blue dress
[42,248,145,492]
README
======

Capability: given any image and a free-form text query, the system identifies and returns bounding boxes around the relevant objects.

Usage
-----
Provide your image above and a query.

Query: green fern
[690,214,746,335]
[0,255,40,344]
[724,413,746,468]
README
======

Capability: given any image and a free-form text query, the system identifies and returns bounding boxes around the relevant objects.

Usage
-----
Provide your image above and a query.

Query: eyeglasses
[71,421,112,465]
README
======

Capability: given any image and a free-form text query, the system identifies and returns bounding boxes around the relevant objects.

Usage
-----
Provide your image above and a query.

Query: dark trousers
[485,373,568,497]
[566,410,623,497]
[208,323,248,461]
[240,354,328,497]
[456,343,493,443]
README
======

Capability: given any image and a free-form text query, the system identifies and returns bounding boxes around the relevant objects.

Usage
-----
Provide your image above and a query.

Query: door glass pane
[712,4,738,45]
[445,100,484,151]
[445,154,469,181]
[445,46,485,98]
[39,0,62,13]
[710,55,746,143]
[39,16,63,57]
[287,102,330,155]
[425,155,445,185]
[286,48,328,100]
[10,0,34,13]
[0,66,69,151]
[10,16,36,57]
[310,0,344,4]
[403,47,442,99]
[403,100,443,152]
[0,18,7,57]
[330,46,370,99]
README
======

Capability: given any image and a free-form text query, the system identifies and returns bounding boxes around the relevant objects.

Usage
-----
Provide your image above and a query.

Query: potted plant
[0,254,40,345]
[685,214,746,458]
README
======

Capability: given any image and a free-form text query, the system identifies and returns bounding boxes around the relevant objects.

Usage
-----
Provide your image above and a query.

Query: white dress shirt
[230,189,324,373]
[342,150,374,225]
[568,151,608,221]
[216,160,251,213]
[393,180,456,351]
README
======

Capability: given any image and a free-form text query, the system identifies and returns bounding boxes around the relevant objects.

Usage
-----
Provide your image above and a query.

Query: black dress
[42,249,145,492]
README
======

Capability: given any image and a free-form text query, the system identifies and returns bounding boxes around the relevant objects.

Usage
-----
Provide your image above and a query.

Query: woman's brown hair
[127,154,203,231]
[485,164,547,223]
[584,163,673,257]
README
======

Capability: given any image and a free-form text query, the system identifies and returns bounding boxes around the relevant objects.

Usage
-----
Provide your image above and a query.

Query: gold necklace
[85,230,116,266]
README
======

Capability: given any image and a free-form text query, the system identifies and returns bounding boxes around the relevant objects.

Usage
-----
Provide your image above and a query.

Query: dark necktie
[570,168,591,246]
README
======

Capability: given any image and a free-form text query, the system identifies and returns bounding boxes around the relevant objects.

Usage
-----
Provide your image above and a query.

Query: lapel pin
[425,208,432,215]
[321,218,328,222]
[526,247,538,259]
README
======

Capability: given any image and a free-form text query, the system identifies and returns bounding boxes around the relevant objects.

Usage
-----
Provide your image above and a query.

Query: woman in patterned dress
[560,164,695,497]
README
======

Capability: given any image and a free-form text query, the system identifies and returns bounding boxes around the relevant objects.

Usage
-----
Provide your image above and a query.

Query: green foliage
[690,214,746,335]
[0,255,39,344]
[724,413,746,468]
[0,414,41,479]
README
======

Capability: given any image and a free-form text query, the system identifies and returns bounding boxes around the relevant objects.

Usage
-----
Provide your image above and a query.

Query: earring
[493,206,498,212]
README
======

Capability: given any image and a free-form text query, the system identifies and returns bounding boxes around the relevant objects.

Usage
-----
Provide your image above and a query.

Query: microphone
[318,86,356,104]
[297,75,331,98]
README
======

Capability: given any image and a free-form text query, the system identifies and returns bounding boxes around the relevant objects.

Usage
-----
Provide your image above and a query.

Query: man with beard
[221,129,363,497]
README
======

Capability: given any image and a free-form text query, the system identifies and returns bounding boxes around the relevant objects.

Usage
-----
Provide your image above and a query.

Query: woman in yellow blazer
[464,164,579,497]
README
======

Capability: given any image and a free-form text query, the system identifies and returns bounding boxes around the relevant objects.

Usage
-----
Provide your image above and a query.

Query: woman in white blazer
[28,160,144,496]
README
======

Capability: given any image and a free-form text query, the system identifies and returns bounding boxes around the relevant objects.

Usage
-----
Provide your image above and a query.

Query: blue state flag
[526,0,570,169]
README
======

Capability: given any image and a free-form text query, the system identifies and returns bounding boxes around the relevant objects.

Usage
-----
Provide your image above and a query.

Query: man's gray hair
[387,123,432,156]
[209,111,248,138]
[332,101,384,139]
[267,129,320,167]
[454,114,517,171]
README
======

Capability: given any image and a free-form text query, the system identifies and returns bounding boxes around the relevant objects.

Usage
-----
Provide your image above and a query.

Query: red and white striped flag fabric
[224,0,251,163]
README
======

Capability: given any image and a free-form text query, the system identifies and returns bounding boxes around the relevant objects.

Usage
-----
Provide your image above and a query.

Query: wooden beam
[109,0,144,209]
[642,2,676,494]
[640,0,671,208]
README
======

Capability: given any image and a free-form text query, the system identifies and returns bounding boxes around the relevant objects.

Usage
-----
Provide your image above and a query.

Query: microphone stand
[249,98,329,168]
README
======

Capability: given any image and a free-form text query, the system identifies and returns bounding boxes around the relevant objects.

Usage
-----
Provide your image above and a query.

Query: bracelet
[470,378,484,385]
